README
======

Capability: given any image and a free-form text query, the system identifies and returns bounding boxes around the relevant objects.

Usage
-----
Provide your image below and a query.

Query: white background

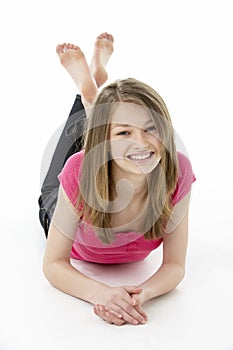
[0,0,233,349]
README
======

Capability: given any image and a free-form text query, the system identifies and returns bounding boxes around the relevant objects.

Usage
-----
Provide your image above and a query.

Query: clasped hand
[94,286,147,326]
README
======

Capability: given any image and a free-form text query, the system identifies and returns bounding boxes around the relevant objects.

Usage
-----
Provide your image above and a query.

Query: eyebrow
[111,123,130,129]
[111,121,154,129]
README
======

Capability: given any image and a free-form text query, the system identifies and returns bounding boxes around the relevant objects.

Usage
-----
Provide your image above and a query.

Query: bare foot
[56,43,98,107]
[90,32,114,87]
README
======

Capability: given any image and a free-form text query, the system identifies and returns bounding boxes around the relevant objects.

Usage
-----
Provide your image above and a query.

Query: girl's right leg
[38,94,86,237]
[55,43,98,110]
[56,32,114,108]
[38,32,114,237]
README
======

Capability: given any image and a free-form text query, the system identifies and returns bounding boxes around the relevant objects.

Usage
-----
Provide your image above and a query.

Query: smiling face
[109,102,162,177]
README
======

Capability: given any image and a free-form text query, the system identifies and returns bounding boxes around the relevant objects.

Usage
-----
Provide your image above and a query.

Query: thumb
[124,286,142,295]
[131,294,140,306]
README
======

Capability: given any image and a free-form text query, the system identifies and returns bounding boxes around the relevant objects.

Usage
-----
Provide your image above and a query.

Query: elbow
[163,262,186,281]
[42,258,69,288]
[171,265,186,292]
[43,260,51,282]
[42,261,59,290]
[179,265,186,279]
[43,257,56,284]
[168,263,186,284]
[176,266,186,288]
[177,264,186,282]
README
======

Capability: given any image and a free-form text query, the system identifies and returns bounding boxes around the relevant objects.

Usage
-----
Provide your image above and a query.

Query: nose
[132,130,148,148]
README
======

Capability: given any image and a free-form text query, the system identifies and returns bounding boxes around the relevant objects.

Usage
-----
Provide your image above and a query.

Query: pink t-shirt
[58,150,196,264]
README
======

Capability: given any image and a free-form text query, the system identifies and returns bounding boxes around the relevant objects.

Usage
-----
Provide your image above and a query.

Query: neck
[111,165,149,203]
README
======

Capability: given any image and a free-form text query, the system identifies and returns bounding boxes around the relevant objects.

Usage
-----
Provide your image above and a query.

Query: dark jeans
[38,95,86,237]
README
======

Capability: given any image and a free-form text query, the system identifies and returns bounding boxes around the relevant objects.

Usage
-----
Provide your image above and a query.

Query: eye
[145,125,157,132]
[116,131,130,136]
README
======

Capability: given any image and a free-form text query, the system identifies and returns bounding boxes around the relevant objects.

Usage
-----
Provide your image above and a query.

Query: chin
[128,160,160,175]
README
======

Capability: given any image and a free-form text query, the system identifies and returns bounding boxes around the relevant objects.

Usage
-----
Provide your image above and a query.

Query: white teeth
[128,152,152,161]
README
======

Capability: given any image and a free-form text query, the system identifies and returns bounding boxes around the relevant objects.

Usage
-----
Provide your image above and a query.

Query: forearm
[138,263,185,303]
[43,260,108,305]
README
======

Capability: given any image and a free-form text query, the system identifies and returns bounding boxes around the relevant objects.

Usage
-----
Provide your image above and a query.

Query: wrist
[88,281,110,305]
[137,285,152,304]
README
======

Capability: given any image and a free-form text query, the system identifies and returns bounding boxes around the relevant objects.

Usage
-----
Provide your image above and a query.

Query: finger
[94,306,99,316]
[97,306,125,326]
[124,286,142,295]
[123,287,143,307]
[97,304,146,326]
[118,288,141,308]
[130,296,148,321]
[122,293,147,322]
[105,307,123,319]
[107,291,146,324]
[95,305,123,319]
[110,300,146,325]
[135,305,148,321]
[94,304,108,317]
[131,294,141,306]
[104,311,125,326]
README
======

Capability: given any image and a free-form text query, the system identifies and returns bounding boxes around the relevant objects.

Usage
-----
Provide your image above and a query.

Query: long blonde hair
[76,78,178,244]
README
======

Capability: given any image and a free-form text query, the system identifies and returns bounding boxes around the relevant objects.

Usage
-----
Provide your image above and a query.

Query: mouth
[127,151,154,162]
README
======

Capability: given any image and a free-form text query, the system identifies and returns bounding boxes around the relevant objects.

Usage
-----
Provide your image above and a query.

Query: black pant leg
[38,94,86,237]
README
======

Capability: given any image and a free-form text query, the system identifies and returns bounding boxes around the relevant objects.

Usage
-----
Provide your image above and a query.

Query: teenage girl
[39,33,196,326]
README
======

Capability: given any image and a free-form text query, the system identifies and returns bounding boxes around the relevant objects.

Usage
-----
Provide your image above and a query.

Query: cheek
[109,140,129,160]
[157,140,163,153]
[148,134,162,150]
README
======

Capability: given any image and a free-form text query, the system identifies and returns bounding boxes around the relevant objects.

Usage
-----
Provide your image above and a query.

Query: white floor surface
[1,191,233,349]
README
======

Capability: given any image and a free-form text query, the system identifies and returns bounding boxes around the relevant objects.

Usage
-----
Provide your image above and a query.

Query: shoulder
[61,149,84,172]
[171,152,196,205]
[177,152,195,180]
[57,150,84,205]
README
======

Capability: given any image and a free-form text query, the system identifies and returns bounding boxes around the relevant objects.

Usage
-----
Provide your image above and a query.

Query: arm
[43,186,147,325]
[42,185,105,304]
[133,193,190,305]
[93,194,190,323]
[43,223,146,324]
[43,223,108,304]
[129,192,191,305]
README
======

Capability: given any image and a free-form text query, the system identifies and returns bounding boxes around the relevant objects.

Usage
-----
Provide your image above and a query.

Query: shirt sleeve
[171,152,196,205]
[50,185,80,240]
[57,150,84,207]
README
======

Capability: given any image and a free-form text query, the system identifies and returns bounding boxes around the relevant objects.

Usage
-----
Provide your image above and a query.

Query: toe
[56,44,64,55]
[107,34,114,42]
